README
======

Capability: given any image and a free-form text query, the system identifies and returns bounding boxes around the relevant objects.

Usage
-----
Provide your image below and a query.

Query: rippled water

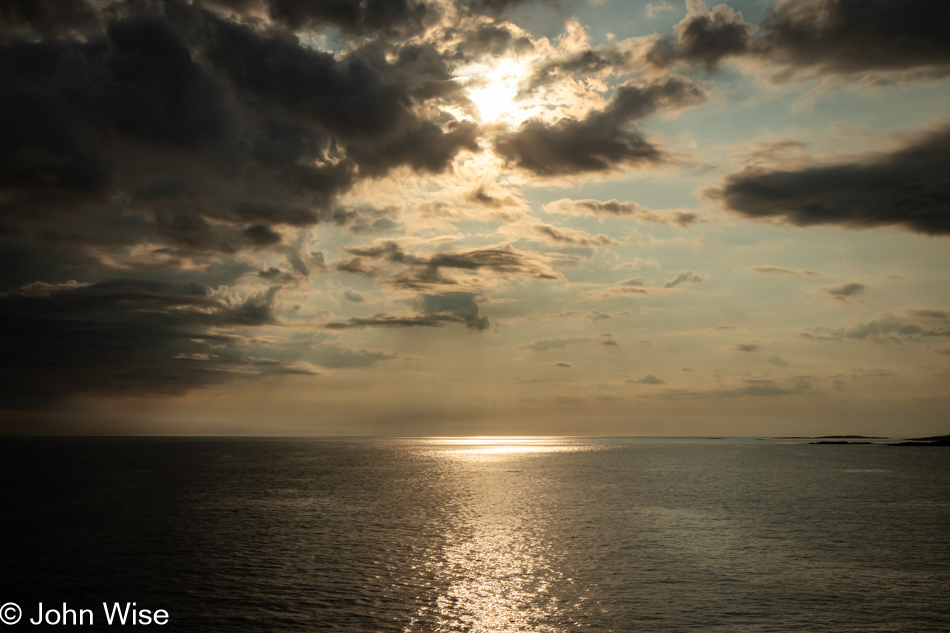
[3,437,949,632]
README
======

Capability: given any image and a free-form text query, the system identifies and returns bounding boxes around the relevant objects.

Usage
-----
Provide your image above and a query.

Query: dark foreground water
[2,437,949,632]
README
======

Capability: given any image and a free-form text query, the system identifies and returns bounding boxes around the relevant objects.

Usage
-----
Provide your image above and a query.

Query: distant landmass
[799,434,950,447]
[887,435,950,447]
[780,435,886,440]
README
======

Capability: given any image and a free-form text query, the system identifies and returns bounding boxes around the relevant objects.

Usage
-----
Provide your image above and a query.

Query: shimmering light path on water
[3,437,949,632]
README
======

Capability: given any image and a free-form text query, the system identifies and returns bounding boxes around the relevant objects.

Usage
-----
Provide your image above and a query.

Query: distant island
[802,434,950,446]
[780,435,886,440]
[887,435,950,447]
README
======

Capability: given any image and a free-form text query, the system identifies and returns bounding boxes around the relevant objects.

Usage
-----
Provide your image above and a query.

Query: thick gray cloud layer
[0,280,282,406]
[645,0,950,79]
[754,0,950,76]
[712,124,950,235]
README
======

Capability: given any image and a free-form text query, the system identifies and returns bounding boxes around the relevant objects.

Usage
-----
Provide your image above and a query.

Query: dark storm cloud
[494,77,704,176]
[0,280,283,407]
[641,0,950,79]
[711,123,950,235]
[243,224,283,246]
[261,0,427,34]
[752,0,950,77]
[0,0,485,257]
[0,0,100,35]
[646,1,755,72]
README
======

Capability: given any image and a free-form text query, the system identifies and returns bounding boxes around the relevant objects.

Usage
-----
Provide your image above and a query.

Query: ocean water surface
[3,437,949,632]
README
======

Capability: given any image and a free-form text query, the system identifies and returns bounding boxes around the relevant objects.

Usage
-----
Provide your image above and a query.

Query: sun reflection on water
[428,437,592,457]
[407,437,598,632]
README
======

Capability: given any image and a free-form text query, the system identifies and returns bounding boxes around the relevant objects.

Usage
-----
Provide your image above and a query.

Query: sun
[459,58,534,125]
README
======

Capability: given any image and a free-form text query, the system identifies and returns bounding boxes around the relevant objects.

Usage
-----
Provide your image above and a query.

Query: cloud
[259,267,295,283]
[645,2,677,19]
[635,374,665,384]
[323,314,460,329]
[258,0,427,34]
[418,292,491,331]
[803,309,950,342]
[663,270,704,288]
[532,224,620,246]
[643,377,813,399]
[546,198,702,226]
[344,241,558,289]
[343,290,366,303]
[768,354,790,367]
[336,257,377,276]
[546,361,574,368]
[0,280,286,407]
[494,77,704,176]
[733,343,761,352]
[710,122,950,235]
[646,0,756,72]
[324,292,490,331]
[825,282,866,299]
[522,337,590,352]
[751,0,950,78]
[750,266,822,276]
[308,345,397,369]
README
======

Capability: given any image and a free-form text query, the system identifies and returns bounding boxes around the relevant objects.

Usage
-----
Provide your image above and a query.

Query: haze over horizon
[1,0,949,436]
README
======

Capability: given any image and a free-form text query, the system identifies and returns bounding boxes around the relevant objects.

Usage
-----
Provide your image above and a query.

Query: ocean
[2,437,949,632]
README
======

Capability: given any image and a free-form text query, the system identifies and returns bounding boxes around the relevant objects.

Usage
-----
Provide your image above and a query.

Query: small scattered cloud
[663,270,704,288]
[825,282,866,299]
[768,354,790,367]
[645,2,677,18]
[546,199,703,227]
[733,343,761,352]
[750,266,822,276]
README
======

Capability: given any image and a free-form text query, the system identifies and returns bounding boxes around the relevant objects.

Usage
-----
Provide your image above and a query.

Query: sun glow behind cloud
[456,58,539,125]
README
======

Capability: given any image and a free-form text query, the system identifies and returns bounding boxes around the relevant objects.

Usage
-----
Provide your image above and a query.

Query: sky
[1,0,949,436]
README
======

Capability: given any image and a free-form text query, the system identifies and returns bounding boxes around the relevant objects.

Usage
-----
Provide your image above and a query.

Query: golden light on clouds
[457,58,537,125]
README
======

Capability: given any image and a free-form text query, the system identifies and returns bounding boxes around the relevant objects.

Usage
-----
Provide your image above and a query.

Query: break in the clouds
[1,0,948,435]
